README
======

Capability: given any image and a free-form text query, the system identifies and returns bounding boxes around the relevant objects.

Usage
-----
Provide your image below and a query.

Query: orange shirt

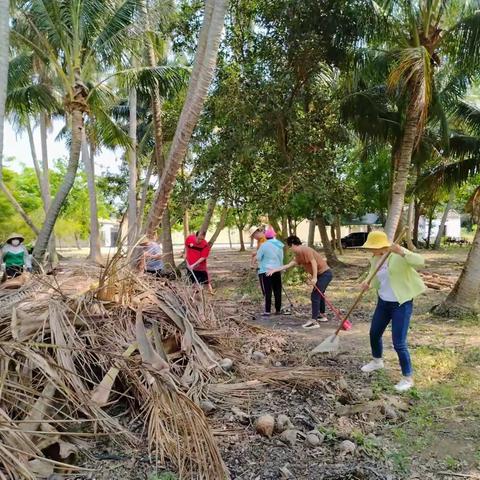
[294,246,329,276]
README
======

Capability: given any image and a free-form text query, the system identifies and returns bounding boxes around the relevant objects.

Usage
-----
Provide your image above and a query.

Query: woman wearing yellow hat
[360,230,425,392]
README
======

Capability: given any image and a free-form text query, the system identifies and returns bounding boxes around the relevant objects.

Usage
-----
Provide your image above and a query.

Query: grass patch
[384,343,480,478]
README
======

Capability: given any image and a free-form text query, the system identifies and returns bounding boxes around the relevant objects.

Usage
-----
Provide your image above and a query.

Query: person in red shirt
[185,230,211,285]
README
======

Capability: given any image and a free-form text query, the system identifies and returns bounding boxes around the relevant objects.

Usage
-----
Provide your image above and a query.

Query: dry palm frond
[242,365,338,386]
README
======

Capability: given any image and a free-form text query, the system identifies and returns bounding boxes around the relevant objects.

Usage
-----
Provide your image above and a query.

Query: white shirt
[376,261,398,302]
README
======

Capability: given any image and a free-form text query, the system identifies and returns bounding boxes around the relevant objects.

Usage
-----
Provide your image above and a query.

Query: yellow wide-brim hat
[5,233,25,244]
[362,231,391,249]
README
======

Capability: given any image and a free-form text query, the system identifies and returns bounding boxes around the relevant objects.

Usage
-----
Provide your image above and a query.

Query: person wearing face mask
[2,233,32,278]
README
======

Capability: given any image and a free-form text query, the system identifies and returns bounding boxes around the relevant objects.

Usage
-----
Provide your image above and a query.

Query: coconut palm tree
[10,0,185,267]
[145,0,228,235]
[349,0,480,240]
[0,0,10,183]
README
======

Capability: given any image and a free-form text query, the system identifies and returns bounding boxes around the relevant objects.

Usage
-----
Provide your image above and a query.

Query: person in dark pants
[185,230,211,286]
[257,228,284,316]
[360,230,425,393]
[2,233,32,279]
[267,235,332,329]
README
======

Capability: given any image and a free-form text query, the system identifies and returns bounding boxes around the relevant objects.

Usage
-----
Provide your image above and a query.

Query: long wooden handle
[333,227,407,335]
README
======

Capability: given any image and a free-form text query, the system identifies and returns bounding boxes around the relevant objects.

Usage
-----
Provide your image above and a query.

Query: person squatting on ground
[256,228,284,316]
[140,236,175,280]
[250,226,267,295]
[267,235,332,329]
[2,233,32,279]
[185,230,211,286]
[360,231,426,393]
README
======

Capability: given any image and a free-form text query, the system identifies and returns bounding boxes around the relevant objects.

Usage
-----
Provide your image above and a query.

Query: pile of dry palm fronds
[0,252,336,479]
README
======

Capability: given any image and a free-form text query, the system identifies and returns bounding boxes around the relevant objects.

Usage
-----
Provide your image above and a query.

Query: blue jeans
[311,270,333,319]
[370,298,413,376]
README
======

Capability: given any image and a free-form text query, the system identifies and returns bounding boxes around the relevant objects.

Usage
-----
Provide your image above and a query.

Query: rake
[311,228,406,354]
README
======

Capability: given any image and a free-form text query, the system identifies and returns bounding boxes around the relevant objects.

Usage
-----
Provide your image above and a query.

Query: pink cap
[265,227,276,239]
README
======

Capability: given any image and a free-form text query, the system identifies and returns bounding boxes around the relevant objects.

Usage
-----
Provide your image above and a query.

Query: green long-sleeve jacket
[367,248,426,305]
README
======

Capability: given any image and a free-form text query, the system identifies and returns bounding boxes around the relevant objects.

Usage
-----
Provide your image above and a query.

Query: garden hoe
[311,228,406,355]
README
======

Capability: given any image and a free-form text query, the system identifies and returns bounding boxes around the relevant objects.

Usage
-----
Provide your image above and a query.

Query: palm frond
[448,10,480,76]
[455,100,480,136]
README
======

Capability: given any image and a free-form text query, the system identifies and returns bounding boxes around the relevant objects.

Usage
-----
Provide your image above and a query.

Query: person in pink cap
[256,227,285,316]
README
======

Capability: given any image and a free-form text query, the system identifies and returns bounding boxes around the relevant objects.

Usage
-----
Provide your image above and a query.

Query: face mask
[11,240,20,247]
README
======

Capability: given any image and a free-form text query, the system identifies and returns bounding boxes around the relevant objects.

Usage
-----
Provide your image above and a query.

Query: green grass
[380,343,480,478]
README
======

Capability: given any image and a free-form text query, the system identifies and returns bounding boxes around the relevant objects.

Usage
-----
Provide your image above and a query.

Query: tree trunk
[406,199,416,250]
[238,225,245,252]
[82,134,102,263]
[138,153,154,230]
[127,86,138,246]
[435,226,480,317]
[145,0,227,235]
[161,209,175,270]
[74,232,81,250]
[0,0,8,183]
[330,223,336,251]
[316,215,341,266]
[0,181,39,235]
[183,208,190,241]
[288,217,294,236]
[281,216,288,239]
[200,197,217,233]
[384,99,420,240]
[33,109,83,266]
[228,227,232,249]
[413,198,421,247]
[335,215,344,254]
[426,211,434,249]
[307,219,315,247]
[26,119,48,203]
[208,206,228,247]
[433,190,455,250]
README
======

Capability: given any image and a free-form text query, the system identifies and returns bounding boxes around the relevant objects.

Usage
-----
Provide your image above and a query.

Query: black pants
[259,272,282,313]
[311,269,333,319]
[6,266,23,278]
[187,269,209,285]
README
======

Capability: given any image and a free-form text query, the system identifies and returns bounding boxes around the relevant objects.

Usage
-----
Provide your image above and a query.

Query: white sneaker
[394,377,414,392]
[361,358,384,373]
[318,315,329,323]
[302,320,320,330]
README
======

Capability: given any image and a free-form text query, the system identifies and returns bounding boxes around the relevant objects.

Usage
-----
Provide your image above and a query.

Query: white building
[418,209,461,242]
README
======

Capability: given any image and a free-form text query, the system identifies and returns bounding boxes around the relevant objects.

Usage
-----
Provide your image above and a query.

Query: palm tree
[145,0,228,235]
[416,101,480,316]
[11,0,184,267]
[0,0,10,183]
[350,0,480,240]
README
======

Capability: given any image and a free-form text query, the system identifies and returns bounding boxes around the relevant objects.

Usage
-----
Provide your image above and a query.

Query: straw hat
[249,226,264,237]
[5,233,25,244]
[362,231,391,249]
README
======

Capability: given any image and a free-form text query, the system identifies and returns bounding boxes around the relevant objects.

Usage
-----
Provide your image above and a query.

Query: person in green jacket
[360,230,426,392]
[2,233,32,279]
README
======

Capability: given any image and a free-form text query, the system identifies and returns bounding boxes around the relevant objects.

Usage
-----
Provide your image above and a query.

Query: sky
[3,119,122,175]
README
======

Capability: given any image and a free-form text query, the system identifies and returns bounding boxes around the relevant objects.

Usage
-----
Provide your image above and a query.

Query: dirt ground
[204,246,480,480]
[70,246,479,480]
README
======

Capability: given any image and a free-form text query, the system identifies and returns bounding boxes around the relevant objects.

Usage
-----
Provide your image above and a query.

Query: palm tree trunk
[433,190,455,250]
[208,206,228,247]
[435,226,480,317]
[308,219,315,247]
[183,208,190,242]
[330,223,336,251]
[82,134,102,263]
[316,215,341,266]
[33,109,83,266]
[0,181,39,235]
[26,119,49,203]
[335,215,343,254]
[128,86,138,246]
[228,227,232,249]
[0,0,9,183]
[161,209,175,269]
[426,209,435,249]
[238,224,245,252]
[200,197,218,233]
[138,153,154,230]
[406,199,416,250]
[145,0,227,235]
[384,100,420,240]
[281,216,288,238]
